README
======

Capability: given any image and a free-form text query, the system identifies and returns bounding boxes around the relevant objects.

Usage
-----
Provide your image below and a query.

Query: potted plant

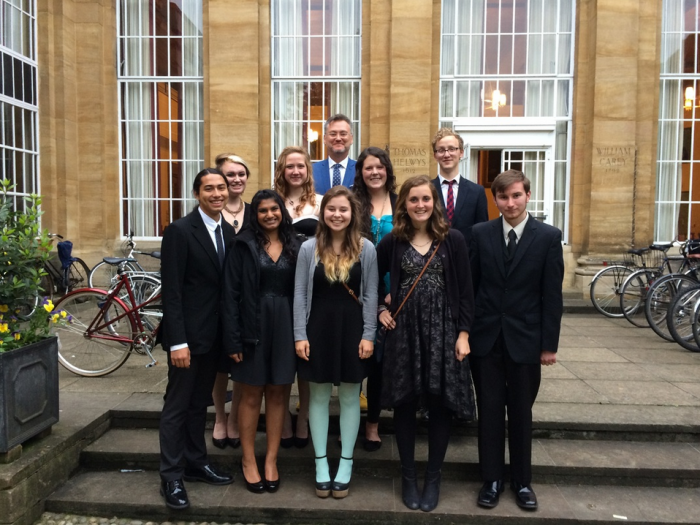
[0,179,69,457]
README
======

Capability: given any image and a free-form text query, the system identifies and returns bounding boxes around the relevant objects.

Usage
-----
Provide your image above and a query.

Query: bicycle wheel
[88,260,139,289]
[126,274,162,334]
[54,290,136,376]
[691,297,700,349]
[645,273,699,341]
[39,271,56,301]
[589,265,634,317]
[61,258,91,294]
[620,269,655,327]
[667,284,700,352]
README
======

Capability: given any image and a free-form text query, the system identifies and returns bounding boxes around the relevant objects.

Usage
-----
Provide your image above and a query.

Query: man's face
[324,120,353,158]
[494,181,530,225]
[433,136,464,174]
[195,174,229,220]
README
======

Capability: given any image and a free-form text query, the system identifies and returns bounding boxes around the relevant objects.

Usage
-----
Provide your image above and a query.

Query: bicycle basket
[57,240,77,269]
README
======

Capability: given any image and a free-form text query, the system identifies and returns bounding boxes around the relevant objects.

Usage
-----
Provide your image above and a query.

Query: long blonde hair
[316,186,363,283]
[273,146,316,216]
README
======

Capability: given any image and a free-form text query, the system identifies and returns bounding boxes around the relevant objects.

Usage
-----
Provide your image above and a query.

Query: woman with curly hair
[274,146,321,237]
[376,175,475,512]
[222,189,304,494]
[293,186,378,499]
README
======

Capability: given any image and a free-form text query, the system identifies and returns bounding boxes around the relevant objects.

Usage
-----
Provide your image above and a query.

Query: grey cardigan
[293,237,378,342]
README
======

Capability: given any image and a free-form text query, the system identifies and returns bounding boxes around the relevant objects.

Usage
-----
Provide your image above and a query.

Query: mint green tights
[309,382,361,484]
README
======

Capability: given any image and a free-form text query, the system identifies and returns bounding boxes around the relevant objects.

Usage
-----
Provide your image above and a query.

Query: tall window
[117,0,204,238]
[439,0,573,234]
[271,0,361,175]
[657,1,700,242]
[0,0,38,210]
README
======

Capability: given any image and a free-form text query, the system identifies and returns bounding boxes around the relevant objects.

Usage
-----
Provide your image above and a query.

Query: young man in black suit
[159,168,236,510]
[431,128,488,247]
[469,169,564,511]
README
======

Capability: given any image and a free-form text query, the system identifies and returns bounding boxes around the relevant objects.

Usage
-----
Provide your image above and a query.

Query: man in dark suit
[312,113,356,194]
[431,128,488,247]
[159,168,235,510]
[469,169,564,511]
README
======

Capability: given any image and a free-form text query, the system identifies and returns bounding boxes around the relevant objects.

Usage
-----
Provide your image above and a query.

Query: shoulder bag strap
[389,241,441,322]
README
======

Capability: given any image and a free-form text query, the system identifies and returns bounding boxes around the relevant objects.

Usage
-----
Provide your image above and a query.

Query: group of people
[157,115,564,514]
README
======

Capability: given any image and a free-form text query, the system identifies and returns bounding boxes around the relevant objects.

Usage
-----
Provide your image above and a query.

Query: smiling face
[494,181,531,227]
[433,135,464,177]
[323,195,352,233]
[256,198,283,234]
[361,155,387,192]
[194,173,229,220]
[323,120,353,160]
[283,152,308,188]
[220,160,248,197]
[405,184,434,228]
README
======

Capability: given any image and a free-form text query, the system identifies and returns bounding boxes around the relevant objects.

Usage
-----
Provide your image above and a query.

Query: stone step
[46,469,700,525]
[79,428,700,488]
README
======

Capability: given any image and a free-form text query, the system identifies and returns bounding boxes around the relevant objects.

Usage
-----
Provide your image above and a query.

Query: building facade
[4,0,697,291]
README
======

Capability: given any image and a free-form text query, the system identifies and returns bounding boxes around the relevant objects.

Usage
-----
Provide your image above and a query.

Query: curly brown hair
[273,146,316,215]
[392,175,450,242]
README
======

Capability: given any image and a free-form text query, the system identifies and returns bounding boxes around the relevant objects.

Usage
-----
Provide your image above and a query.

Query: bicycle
[589,263,635,318]
[666,283,700,352]
[53,257,163,376]
[88,230,160,289]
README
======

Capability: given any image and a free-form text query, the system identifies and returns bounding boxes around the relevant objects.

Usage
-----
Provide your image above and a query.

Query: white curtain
[525,0,557,116]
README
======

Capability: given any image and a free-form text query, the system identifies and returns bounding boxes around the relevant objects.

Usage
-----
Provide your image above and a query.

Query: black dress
[381,244,475,420]
[230,248,297,386]
[298,262,367,384]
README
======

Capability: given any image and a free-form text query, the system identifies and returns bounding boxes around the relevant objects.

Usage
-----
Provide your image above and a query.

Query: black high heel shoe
[211,435,227,449]
[315,455,331,498]
[264,477,280,493]
[240,462,265,494]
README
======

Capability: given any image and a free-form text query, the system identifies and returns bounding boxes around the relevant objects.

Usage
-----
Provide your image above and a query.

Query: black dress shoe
[240,463,265,494]
[264,477,280,493]
[211,436,227,449]
[294,435,309,448]
[160,479,189,510]
[280,436,294,448]
[511,482,538,510]
[477,480,504,508]
[183,464,234,486]
[420,470,441,512]
[227,437,241,449]
[363,439,382,452]
[400,466,420,510]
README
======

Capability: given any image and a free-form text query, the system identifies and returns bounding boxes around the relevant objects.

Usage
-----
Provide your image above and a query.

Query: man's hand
[540,350,557,366]
[230,353,243,363]
[296,340,310,361]
[171,347,191,368]
[358,339,374,359]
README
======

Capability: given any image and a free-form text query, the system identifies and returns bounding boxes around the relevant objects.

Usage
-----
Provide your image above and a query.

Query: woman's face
[361,155,387,192]
[323,195,352,233]
[283,153,308,189]
[221,161,247,197]
[405,184,434,227]
[256,198,283,234]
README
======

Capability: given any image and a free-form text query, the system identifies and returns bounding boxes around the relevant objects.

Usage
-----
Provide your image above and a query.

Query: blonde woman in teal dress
[352,146,398,451]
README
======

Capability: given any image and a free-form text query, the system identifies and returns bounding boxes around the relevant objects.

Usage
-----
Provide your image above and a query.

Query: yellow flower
[43,300,54,313]
[13,333,20,341]
[0,322,8,333]
[0,304,8,313]
[51,313,59,323]
[60,310,67,318]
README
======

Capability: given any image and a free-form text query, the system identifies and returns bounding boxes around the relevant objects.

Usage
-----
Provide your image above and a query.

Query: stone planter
[0,336,59,454]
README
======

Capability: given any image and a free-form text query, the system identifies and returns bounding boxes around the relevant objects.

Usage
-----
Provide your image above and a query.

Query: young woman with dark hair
[221,189,304,494]
[376,175,476,512]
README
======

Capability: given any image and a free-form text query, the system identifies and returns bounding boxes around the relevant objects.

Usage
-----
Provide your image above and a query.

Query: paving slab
[556,347,630,362]
[585,380,700,406]
[562,362,658,381]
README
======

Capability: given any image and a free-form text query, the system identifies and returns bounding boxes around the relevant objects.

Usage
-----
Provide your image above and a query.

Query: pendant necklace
[225,200,244,228]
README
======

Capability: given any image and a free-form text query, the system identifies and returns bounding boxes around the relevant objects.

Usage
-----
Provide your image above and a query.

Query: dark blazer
[432,176,488,247]
[160,209,236,355]
[376,230,474,334]
[313,158,356,195]
[469,216,564,364]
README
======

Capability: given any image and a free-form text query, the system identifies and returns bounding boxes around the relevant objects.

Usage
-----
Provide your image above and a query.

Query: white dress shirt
[438,173,461,209]
[502,213,530,246]
[329,156,350,188]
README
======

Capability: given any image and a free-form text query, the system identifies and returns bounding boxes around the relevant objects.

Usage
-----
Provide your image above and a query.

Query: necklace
[410,238,433,250]
[224,200,244,228]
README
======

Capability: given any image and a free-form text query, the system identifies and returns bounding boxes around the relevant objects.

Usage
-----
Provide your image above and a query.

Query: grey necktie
[332,163,341,187]
[215,225,225,268]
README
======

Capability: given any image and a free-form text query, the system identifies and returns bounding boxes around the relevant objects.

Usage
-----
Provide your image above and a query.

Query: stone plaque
[592,144,636,179]
[391,147,430,177]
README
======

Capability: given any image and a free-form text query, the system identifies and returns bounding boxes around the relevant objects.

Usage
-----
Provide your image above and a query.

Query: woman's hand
[455,332,471,362]
[358,339,374,359]
[296,340,310,361]
[379,310,396,330]
[230,353,243,363]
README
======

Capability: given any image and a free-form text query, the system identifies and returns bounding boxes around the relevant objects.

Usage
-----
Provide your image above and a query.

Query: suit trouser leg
[159,348,219,481]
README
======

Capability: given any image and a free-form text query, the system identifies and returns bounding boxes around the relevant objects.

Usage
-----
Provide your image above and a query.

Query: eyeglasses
[327,132,350,139]
[435,146,460,155]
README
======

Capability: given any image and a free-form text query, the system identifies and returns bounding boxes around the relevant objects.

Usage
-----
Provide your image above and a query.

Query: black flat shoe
[294,436,309,448]
[511,482,538,510]
[211,436,227,449]
[240,463,265,494]
[363,439,381,452]
[183,464,233,485]
[227,437,241,449]
[280,436,294,449]
[477,480,504,508]
[264,477,280,493]
[160,479,189,510]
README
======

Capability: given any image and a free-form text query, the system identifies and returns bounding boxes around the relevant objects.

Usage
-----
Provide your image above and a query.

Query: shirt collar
[330,156,349,169]
[438,173,460,185]
[502,213,529,241]
[198,206,222,232]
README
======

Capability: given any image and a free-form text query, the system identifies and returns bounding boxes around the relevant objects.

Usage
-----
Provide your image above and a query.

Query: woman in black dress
[376,175,475,512]
[293,186,378,499]
[222,189,303,494]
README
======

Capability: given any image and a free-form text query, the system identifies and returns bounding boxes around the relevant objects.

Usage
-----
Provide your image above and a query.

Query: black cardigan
[221,230,303,356]
[375,229,475,334]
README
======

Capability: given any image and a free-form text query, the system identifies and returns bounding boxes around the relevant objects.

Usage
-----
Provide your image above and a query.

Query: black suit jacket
[432,176,488,247]
[469,216,564,364]
[160,209,236,355]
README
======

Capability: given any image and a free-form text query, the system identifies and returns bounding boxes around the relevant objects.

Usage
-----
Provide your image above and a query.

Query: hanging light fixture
[685,86,695,111]
[489,89,507,111]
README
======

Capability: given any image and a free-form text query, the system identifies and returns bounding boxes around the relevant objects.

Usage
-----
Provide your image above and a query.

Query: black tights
[393,394,453,472]
[365,355,383,424]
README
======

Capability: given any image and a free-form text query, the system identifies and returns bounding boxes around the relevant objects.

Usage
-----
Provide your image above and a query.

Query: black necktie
[506,229,517,261]
[215,224,225,268]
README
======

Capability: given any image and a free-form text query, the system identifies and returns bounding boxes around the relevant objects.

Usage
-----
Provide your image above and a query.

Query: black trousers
[159,347,219,481]
[470,333,541,485]
[365,354,383,424]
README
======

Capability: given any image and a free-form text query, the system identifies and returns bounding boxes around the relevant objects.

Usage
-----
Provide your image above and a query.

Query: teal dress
[371,214,393,293]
